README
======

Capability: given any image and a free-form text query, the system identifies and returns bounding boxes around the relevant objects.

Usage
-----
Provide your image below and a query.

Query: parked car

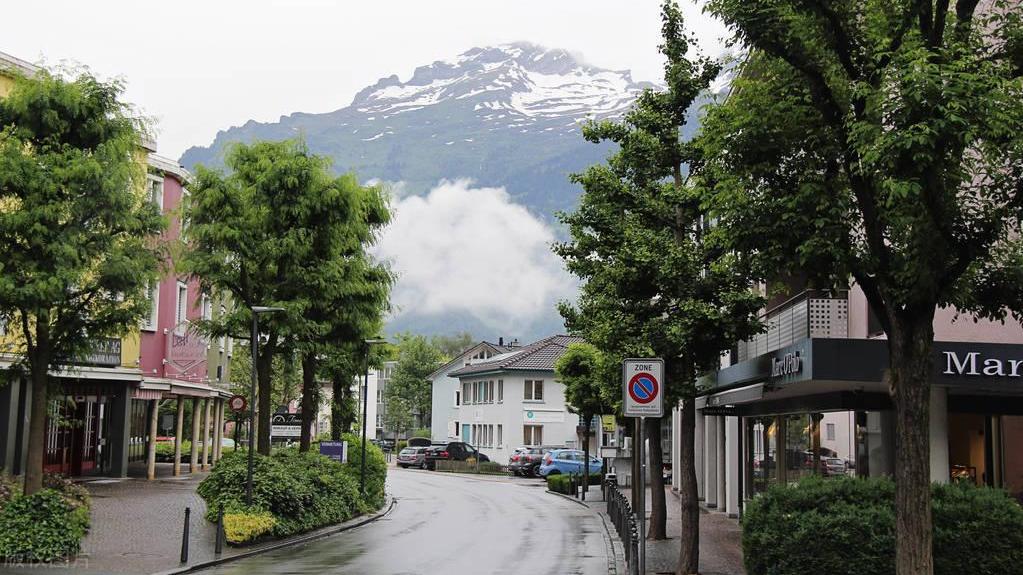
[824,457,848,476]
[423,441,489,470]
[397,446,429,469]
[377,439,396,452]
[507,447,531,475]
[510,446,566,477]
[538,449,601,477]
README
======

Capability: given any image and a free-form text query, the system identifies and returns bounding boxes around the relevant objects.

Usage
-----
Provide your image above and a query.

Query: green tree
[383,334,444,435]
[698,2,1023,572]
[554,342,612,501]
[183,139,342,455]
[556,1,762,563]
[429,332,475,359]
[0,71,165,494]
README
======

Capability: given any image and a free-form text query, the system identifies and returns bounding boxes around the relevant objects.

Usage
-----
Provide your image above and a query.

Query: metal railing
[604,477,640,575]
[736,290,849,362]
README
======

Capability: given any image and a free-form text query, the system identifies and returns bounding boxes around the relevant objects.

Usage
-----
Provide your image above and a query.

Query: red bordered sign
[228,395,247,412]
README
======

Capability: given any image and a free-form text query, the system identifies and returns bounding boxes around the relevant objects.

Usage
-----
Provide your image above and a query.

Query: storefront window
[784,414,817,482]
[1001,415,1023,501]
[855,411,895,478]
[748,416,777,495]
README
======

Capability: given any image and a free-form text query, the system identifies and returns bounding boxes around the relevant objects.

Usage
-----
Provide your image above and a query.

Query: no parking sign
[622,358,663,417]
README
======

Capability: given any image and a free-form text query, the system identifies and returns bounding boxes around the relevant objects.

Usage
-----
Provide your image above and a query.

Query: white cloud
[375,179,576,332]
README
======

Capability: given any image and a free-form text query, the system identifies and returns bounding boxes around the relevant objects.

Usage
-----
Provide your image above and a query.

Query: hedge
[197,439,386,544]
[547,473,601,495]
[742,476,1023,575]
[0,474,91,563]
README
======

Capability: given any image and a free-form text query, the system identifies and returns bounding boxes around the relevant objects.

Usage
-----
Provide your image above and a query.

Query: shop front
[697,338,1023,512]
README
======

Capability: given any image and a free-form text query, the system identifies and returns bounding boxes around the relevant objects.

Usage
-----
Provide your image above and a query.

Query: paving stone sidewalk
[1,467,222,575]
[578,484,745,575]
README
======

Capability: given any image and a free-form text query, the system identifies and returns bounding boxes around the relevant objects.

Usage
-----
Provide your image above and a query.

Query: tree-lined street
[199,469,614,575]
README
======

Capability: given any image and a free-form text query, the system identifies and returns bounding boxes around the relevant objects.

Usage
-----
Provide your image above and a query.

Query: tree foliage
[0,71,164,494]
[183,139,391,454]
[698,2,1023,572]
[555,1,761,551]
[383,334,444,435]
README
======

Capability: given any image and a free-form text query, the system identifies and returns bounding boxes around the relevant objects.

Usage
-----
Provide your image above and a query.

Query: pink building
[132,153,233,479]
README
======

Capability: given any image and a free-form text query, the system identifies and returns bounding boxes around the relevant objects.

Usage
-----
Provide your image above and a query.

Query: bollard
[214,505,225,555]
[180,507,191,564]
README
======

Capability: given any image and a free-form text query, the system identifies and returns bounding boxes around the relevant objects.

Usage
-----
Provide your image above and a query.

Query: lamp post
[361,338,388,496]
[246,305,285,507]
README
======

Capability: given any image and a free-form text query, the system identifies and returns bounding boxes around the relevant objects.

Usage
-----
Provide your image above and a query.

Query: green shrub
[396,440,408,453]
[223,511,276,545]
[547,473,601,494]
[197,445,379,543]
[0,489,90,562]
[742,476,1023,575]
[340,433,387,510]
[155,440,193,462]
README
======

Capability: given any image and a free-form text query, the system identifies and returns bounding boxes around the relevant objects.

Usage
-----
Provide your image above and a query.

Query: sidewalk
[0,462,390,575]
[579,484,745,575]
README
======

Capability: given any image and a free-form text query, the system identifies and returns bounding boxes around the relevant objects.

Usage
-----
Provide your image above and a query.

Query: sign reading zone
[623,358,664,417]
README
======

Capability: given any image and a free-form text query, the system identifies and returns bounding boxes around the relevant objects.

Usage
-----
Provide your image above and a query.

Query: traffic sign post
[622,358,663,575]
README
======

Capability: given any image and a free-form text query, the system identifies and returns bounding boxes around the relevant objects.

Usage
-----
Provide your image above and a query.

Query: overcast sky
[1,0,728,159]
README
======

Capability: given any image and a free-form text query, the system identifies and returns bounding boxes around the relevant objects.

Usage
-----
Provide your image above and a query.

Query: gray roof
[427,341,517,380]
[448,335,584,378]
[0,51,39,76]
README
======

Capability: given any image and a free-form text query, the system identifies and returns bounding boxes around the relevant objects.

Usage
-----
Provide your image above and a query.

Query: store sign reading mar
[943,351,1023,377]
[623,358,663,418]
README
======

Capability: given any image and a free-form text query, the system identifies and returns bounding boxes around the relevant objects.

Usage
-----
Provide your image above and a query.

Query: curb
[545,490,620,575]
[152,497,397,575]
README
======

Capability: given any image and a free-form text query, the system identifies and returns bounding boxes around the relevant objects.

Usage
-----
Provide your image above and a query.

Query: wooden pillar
[189,397,200,472]
[173,396,184,476]
[146,398,159,480]
[201,398,212,470]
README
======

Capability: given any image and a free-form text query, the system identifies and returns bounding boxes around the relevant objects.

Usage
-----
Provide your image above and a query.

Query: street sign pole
[622,357,663,575]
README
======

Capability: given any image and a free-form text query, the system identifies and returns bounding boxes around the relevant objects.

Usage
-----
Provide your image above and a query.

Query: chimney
[510,338,520,347]
[499,337,504,346]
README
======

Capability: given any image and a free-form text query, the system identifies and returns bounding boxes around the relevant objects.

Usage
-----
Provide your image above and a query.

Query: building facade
[429,341,514,441]
[672,285,1023,517]
[447,335,587,465]
[0,53,231,479]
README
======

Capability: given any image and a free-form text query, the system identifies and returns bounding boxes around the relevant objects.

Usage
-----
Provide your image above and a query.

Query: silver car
[397,446,428,469]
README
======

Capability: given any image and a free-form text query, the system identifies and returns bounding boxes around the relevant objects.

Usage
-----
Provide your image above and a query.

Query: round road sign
[628,372,659,405]
[228,395,247,412]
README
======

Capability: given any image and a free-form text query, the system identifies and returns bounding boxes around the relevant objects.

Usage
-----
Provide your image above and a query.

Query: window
[227,337,234,358]
[498,380,503,403]
[472,381,479,404]
[218,304,227,350]
[377,389,384,402]
[175,282,187,334]
[826,423,836,441]
[524,380,544,401]
[147,174,164,211]
[200,294,212,321]
[142,282,159,331]
[523,425,543,446]
[488,381,495,404]
[463,382,471,405]
[455,390,460,406]
[497,424,503,447]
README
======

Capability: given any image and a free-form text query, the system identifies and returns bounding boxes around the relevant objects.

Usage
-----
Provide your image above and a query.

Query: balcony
[736,290,848,362]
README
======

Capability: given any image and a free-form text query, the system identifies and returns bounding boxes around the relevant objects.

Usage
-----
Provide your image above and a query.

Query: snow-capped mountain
[180,43,659,217]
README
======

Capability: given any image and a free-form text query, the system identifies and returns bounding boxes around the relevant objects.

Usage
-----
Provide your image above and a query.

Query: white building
[316,362,397,440]
[429,340,515,441]
[445,335,586,465]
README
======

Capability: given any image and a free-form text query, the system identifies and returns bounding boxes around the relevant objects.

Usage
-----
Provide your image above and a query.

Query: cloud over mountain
[375,179,575,335]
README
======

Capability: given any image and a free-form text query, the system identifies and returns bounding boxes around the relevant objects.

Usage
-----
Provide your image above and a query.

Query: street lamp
[361,337,388,496]
[246,305,285,507]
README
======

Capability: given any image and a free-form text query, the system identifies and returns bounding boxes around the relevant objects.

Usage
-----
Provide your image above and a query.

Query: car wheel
[398,464,407,468]
[420,462,428,470]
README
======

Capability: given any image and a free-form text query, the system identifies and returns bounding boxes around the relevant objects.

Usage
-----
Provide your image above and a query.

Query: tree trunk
[676,397,699,575]
[299,351,317,452]
[583,418,591,501]
[888,317,936,575]
[256,339,276,456]
[23,314,51,496]
[646,416,667,540]
[24,357,49,495]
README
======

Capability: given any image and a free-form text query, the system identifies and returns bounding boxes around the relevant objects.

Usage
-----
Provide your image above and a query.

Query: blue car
[538,449,601,477]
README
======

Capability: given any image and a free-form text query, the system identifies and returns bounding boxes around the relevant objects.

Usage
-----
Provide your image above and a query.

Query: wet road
[199,467,613,575]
